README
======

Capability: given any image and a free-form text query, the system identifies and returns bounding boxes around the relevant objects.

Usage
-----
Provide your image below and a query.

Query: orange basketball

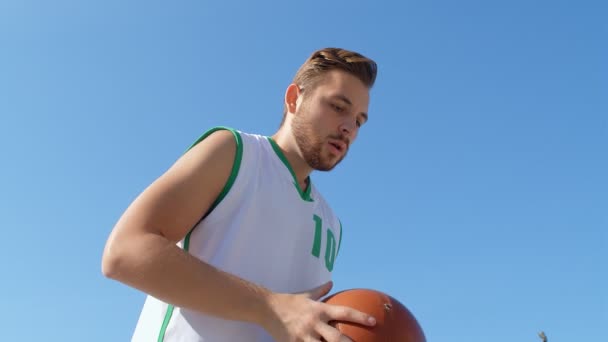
[322,288,426,342]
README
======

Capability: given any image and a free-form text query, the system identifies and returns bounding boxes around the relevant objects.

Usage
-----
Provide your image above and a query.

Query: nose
[339,120,357,139]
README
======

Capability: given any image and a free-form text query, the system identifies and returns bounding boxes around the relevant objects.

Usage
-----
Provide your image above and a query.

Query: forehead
[310,70,370,109]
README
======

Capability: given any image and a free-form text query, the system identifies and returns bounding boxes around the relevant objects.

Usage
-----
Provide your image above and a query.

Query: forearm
[102,232,272,326]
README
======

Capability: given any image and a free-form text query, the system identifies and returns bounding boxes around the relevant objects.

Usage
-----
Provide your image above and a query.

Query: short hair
[282,47,378,121]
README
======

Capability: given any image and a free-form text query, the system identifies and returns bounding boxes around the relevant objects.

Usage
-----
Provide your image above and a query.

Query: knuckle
[323,330,342,342]
[350,308,367,320]
[335,306,369,324]
[337,306,359,319]
[292,321,312,339]
[328,305,347,317]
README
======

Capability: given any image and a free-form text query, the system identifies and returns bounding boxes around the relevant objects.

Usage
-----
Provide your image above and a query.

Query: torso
[131,127,343,342]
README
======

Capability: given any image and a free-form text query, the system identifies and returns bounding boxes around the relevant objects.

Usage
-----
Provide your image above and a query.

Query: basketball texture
[322,289,426,342]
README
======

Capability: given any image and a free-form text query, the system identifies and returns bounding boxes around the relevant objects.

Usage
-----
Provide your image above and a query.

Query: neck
[271,129,313,190]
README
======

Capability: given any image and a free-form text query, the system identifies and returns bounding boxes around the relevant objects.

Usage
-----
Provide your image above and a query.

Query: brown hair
[282,47,378,121]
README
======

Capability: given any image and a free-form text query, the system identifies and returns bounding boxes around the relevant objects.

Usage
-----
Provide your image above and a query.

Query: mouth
[328,139,347,154]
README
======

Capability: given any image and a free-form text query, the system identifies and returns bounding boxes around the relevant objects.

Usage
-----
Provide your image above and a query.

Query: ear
[284,83,301,115]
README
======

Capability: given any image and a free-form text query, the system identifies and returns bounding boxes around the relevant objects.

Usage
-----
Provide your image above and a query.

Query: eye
[356,119,362,128]
[331,103,344,112]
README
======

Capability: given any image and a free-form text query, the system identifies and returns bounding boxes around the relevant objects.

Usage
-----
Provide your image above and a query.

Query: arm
[101,129,270,325]
[101,129,375,341]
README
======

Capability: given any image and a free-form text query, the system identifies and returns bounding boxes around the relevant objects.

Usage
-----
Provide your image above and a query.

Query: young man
[102,47,378,342]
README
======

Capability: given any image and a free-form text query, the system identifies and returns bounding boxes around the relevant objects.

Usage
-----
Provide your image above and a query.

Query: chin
[316,159,341,171]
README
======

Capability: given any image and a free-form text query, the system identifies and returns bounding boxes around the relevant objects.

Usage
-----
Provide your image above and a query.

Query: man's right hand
[262,281,376,342]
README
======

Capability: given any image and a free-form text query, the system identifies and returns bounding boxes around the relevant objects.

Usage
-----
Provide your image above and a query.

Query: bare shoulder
[161,128,238,201]
[177,128,238,171]
[110,127,241,244]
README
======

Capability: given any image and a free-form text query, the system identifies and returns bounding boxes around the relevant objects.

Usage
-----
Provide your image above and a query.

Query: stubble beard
[291,109,346,172]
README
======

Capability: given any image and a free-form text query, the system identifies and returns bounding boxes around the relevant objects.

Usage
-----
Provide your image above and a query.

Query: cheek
[308,107,328,127]
[349,130,359,143]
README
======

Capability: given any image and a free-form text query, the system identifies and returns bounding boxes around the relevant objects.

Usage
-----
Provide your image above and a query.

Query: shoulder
[180,126,271,188]
[172,127,246,194]
[186,126,271,154]
[185,126,242,154]
[183,126,263,166]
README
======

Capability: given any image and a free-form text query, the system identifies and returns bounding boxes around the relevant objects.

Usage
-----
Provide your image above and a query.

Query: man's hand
[263,281,376,342]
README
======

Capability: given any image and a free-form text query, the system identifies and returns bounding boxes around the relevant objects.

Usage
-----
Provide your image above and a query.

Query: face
[290,70,370,171]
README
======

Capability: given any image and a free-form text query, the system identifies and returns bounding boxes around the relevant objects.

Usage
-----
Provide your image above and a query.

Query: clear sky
[1,0,606,341]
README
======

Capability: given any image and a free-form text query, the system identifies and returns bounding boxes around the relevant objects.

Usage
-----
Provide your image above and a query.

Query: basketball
[322,288,426,342]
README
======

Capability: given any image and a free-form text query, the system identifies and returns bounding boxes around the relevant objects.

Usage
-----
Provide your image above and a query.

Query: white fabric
[131,128,342,342]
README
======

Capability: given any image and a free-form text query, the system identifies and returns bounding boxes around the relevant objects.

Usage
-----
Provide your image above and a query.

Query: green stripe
[197,127,243,219]
[157,126,243,342]
[266,137,313,202]
[337,219,343,256]
[157,306,174,342]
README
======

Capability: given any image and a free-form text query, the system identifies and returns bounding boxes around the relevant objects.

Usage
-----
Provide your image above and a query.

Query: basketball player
[102,47,378,342]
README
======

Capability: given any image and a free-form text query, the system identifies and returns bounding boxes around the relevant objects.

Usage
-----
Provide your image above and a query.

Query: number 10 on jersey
[311,214,337,272]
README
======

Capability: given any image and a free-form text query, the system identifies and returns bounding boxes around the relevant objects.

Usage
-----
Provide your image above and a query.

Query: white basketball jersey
[131,127,343,342]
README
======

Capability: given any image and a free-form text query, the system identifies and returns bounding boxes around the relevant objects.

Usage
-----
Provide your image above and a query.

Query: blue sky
[1,0,606,341]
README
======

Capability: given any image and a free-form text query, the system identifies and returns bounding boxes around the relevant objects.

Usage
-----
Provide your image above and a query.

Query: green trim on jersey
[157,306,174,342]
[157,126,243,342]
[266,137,313,202]
[337,219,343,256]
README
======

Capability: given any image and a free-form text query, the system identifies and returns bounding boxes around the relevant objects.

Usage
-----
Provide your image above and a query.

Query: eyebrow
[332,94,368,123]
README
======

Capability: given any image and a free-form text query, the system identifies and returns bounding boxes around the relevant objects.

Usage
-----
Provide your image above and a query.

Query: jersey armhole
[184,126,243,249]
[158,126,243,342]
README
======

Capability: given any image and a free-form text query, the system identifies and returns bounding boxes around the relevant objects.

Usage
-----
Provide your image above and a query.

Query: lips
[328,139,347,154]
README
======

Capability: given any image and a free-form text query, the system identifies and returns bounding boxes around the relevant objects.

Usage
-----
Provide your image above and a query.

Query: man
[102,47,378,342]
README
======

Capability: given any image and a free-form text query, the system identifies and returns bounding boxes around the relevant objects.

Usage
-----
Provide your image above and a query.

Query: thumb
[305,281,333,300]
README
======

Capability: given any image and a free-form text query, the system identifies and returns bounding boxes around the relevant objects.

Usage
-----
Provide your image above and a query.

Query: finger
[316,322,353,342]
[325,305,376,327]
[304,338,323,342]
[305,281,333,300]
